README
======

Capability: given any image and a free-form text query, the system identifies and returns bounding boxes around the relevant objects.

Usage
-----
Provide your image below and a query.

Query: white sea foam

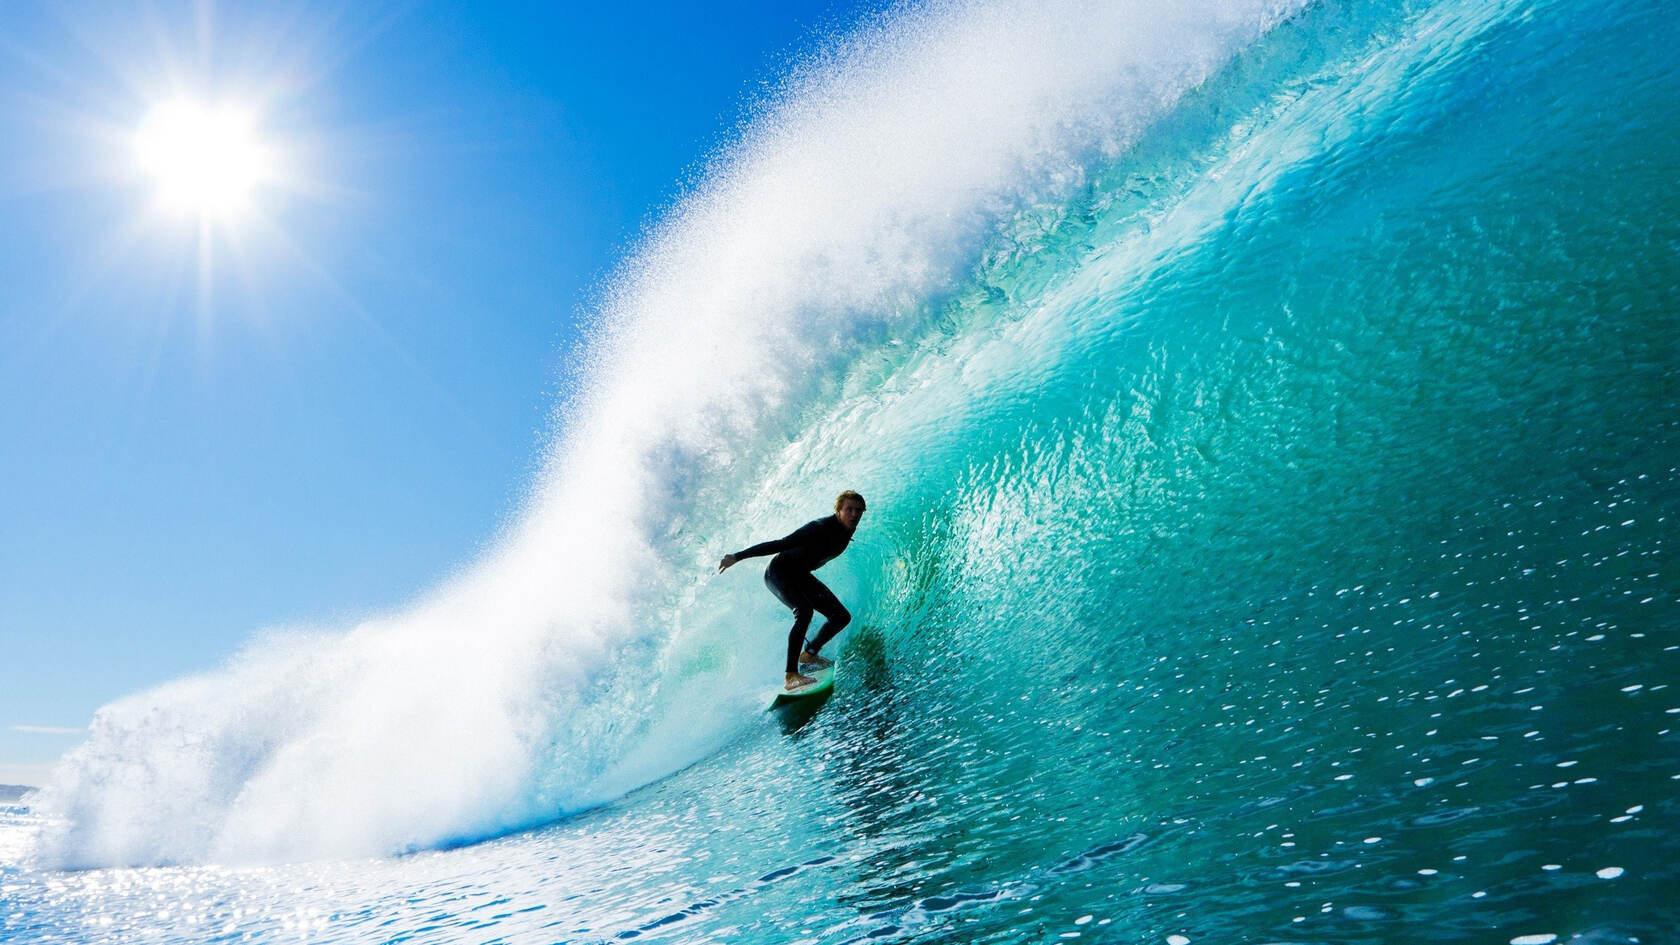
[32,0,1300,866]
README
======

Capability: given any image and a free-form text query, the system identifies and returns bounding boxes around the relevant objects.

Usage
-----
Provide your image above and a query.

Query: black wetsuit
[733,516,855,675]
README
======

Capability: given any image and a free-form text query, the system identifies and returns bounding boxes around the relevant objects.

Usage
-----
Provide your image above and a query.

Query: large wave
[31,0,1306,866]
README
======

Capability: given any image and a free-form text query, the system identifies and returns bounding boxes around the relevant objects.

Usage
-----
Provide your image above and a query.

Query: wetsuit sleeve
[733,521,821,560]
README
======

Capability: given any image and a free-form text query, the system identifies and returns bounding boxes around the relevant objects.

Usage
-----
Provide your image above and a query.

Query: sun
[134,99,274,220]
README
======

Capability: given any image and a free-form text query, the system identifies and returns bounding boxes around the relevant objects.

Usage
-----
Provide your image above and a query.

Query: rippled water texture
[5,0,1677,941]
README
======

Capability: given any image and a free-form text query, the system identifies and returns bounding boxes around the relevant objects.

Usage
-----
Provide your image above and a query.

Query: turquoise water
[5,0,1678,941]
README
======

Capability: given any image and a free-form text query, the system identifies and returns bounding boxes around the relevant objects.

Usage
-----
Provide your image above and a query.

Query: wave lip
[30,0,1300,868]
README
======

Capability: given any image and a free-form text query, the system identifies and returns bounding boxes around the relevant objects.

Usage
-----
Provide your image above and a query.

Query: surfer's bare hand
[717,554,738,573]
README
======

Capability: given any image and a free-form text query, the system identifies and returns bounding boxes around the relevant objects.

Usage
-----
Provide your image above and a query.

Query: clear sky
[0,0,878,786]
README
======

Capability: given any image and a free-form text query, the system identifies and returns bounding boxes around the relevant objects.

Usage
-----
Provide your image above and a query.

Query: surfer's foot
[785,672,817,691]
[798,650,832,670]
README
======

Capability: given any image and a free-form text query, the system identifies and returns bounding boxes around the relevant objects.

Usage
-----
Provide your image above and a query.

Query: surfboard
[768,662,835,709]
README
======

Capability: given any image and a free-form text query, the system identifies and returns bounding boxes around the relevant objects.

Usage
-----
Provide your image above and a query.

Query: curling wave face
[30,0,1310,867]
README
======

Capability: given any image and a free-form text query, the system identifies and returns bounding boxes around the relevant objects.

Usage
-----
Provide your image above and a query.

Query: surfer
[718,491,866,691]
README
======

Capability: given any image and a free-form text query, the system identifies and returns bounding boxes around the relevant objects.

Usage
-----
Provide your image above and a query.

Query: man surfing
[718,491,866,691]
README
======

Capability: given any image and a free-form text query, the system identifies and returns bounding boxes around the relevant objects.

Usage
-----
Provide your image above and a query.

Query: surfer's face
[836,499,865,531]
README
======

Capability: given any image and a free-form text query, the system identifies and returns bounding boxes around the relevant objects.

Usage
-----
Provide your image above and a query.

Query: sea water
[5,0,1677,941]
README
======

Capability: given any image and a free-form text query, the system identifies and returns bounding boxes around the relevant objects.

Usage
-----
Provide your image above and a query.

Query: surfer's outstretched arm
[716,522,820,573]
[717,543,777,573]
[717,542,780,573]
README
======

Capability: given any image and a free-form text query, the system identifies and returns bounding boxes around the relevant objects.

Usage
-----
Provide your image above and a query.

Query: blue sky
[0,0,877,786]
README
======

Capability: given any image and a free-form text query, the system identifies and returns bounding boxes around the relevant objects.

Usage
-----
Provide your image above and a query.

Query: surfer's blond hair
[835,490,866,511]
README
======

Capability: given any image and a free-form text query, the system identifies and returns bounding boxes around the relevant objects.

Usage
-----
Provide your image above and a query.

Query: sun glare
[135,100,273,218]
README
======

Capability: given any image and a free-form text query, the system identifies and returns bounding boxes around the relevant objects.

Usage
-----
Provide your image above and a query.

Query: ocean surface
[5,0,1677,941]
